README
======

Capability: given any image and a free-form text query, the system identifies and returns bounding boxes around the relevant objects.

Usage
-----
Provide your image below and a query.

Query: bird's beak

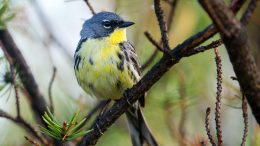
[118,21,135,28]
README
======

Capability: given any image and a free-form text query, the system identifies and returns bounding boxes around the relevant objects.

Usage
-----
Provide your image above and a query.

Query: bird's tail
[125,102,158,146]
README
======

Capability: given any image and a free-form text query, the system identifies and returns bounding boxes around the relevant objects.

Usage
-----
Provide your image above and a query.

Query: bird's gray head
[80,12,134,40]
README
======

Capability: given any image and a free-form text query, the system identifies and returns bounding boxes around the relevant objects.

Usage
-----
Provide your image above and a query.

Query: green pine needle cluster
[39,109,92,141]
[0,0,15,29]
[0,56,12,93]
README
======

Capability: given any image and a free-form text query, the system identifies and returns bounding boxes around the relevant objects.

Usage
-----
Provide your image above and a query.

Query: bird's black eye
[102,20,111,29]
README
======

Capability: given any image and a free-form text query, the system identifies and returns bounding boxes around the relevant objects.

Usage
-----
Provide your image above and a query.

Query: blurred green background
[0,0,260,146]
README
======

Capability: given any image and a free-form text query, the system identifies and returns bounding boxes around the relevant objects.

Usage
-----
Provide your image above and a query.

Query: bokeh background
[0,0,260,145]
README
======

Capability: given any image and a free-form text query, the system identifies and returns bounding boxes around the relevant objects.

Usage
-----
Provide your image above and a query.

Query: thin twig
[241,0,259,25]
[142,0,178,69]
[241,95,248,146]
[0,109,47,145]
[24,136,40,146]
[48,67,57,114]
[214,48,223,146]
[154,0,171,52]
[84,0,96,15]
[0,30,48,124]
[183,39,223,57]
[4,50,21,119]
[10,64,21,118]
[205,108,216,146]
[144,31,164,52]
[199,0,260,124]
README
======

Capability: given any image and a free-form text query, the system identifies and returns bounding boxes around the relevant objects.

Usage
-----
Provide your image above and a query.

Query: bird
[74,12,157,146]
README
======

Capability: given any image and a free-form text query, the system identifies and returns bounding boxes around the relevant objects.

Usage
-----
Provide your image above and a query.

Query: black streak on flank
[124,50,130,62]
[119,43,129,62]
[74,55,81,70]
[89,57,94,65]
[117,52,125,71]
[127,65,137,82]
[117,52,124,60]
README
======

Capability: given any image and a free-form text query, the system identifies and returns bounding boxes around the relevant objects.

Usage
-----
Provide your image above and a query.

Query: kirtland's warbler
[74,12,157,146]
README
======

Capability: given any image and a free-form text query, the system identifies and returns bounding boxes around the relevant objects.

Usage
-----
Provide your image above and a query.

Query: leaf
[0,0,8,17]
[47,123,62,134]
[39,126,61,140]
[42,112,61,129]
[67,111,80,131]
[67,118,86,135]
[67,129,93,141]
[46,107,58,123]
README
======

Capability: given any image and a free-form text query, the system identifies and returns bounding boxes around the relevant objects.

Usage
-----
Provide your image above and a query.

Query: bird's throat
[106,28,127,44]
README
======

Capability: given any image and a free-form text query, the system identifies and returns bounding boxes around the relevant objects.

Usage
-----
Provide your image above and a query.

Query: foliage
[0,0,15,29]
[39,108,92,141]
[0,56,12,97]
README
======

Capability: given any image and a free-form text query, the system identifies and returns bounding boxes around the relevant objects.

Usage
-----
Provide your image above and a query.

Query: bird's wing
[119,41,145,107]
[119,41,142,76]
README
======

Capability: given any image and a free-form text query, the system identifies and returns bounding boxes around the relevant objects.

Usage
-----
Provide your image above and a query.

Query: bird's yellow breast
[75,29,138,100]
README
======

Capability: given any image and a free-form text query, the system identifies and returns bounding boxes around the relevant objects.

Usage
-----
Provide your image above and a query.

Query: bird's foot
[123,91,132,106]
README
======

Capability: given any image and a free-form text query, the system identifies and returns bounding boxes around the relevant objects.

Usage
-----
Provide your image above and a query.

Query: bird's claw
[123,92,132,106]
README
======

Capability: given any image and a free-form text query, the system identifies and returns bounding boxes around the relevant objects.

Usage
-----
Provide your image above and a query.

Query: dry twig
[141,0,178,69]
[241,95,248,146]
[240,0,259,25]
[0,30,48,124]
[205,108,216,146]
[214,48,223,146]
[184,39,223,57]
[0,109,47,145]
[144,31,164,52]
[48,67,57,114]
[154,0,171,53]
[24,136,40,146]
[199,0,260,124]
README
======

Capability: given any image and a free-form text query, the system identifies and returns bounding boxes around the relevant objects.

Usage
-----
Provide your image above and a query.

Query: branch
[240,0,259,25]
[214,48,223,146]
[24,136,40,146]
[0,30,47,124]
[199,0,260,124]
[205,108,216,146]
[183,39,222,57]
[77,1,246,145]
[154,0,171,55]
[0,109,47,145]
[141,0,178,69]
[144,31,164,52]
[241,95,248,146]
[7,55,21,118]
